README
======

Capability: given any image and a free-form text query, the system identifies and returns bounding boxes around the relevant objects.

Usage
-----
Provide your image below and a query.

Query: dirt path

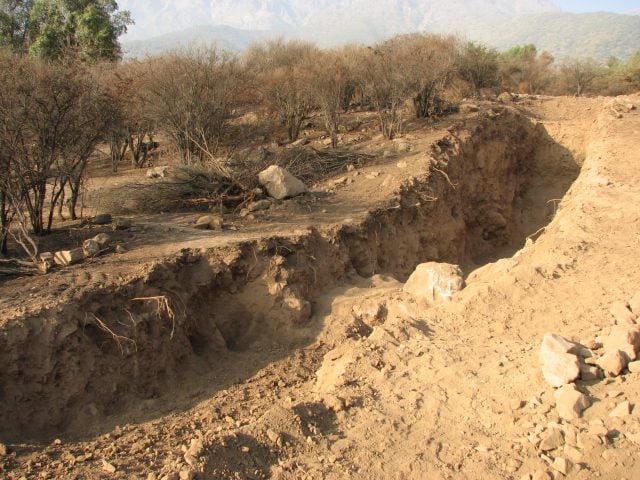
[1,96,639,480]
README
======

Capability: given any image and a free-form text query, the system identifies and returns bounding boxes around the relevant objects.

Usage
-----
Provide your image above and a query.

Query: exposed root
[131,294,183,339]
[87,313,137,355]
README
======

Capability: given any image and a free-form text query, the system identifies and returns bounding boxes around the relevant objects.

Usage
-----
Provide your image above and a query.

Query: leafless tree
[245,39,317,142]
[145,48,243,168]
[308,50,351,148]
[0,55,109,234]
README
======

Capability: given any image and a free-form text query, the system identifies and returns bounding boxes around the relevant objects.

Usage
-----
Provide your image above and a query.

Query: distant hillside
[122,25,269,58]
[122,10,640,61]
[461,12,640,60]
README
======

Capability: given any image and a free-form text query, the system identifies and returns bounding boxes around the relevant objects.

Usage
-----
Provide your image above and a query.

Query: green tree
[0,0,34,54]
[5,0,132,60]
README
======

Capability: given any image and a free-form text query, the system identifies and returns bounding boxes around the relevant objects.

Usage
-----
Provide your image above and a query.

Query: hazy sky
[556,0,640,12]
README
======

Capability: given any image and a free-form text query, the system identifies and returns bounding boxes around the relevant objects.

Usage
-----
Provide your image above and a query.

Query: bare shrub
[145,48,243,169]
[0,55,109,235]
[246,39,318,142]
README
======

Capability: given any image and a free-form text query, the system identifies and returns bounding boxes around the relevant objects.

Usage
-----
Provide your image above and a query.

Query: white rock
[628,360,640,373]
[403,262,465,303]
[53,248,85,266]
[258,165,307,200]
[147,166,169,179]
[604,325,640,361]
[554,384,590,420]
[540,333,582,358]
[596,350,628,376]
[541,353,580,388]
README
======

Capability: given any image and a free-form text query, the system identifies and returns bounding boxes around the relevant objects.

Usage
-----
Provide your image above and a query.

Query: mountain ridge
[119,1,640,61]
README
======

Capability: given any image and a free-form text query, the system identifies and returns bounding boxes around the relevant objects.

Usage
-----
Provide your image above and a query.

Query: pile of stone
[533,294,640,476]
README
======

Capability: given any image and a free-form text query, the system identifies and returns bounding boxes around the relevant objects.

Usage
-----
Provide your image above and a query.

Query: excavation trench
[0,108,580,443]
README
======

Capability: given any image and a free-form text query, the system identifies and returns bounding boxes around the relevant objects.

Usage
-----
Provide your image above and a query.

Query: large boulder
[403,262,465,303]
[258,166,307,200]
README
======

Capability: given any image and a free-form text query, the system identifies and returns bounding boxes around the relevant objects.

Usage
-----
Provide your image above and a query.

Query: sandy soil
[0,95,639,480]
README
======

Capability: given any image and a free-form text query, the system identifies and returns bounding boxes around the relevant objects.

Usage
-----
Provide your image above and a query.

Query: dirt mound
[1,96,639,479]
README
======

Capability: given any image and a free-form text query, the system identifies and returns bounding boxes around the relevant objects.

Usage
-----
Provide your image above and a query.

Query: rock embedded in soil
[609,301,637,325]
[628,360,640,373]
[92,233,111,248]
[258,165,307,200]
[597,350,628,376]
[83,239,101,257]
[610,401,631,418]
[194,215,224,231]
[403,262,465,304]
[93,213,112,225]
[539,427,564,451]
[554,384,590,420]
[551,457,572,476]
[112,218,132,230]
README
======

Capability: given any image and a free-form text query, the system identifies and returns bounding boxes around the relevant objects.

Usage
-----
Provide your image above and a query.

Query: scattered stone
[115,245,127,254]
[577,432,602,450]
[554,384,590,420]
[112,218,132,230]
[403,262,465,303]
[564,446,583,463]
[147,474,158,480]
[83,239,101,257]
[194,215,224,231]
[393,140,413,153]
[247,199,272,212]
[610,401,631,418]
[0,443,8,456]
[597,350,628,377]
[92,233,111,248]
[101,459,116,473]
[551,457,572,476]
[461,103,480,113]
[186,438,204,457]
[267,429,281,444]
[604,325,640,360]
[540,333,582,357]
[54,248,85,266]
[628,360,640,373]
[610,301,637,325]
[498,92,515,103]
[541,353,581,388]
[147,166,169,179]
[396,161,408,168]
[258,165,307,200]
[539,427,564,451]
[93,213,112,225]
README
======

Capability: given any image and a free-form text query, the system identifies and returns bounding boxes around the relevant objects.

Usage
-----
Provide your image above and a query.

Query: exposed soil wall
[0,107,580,442]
